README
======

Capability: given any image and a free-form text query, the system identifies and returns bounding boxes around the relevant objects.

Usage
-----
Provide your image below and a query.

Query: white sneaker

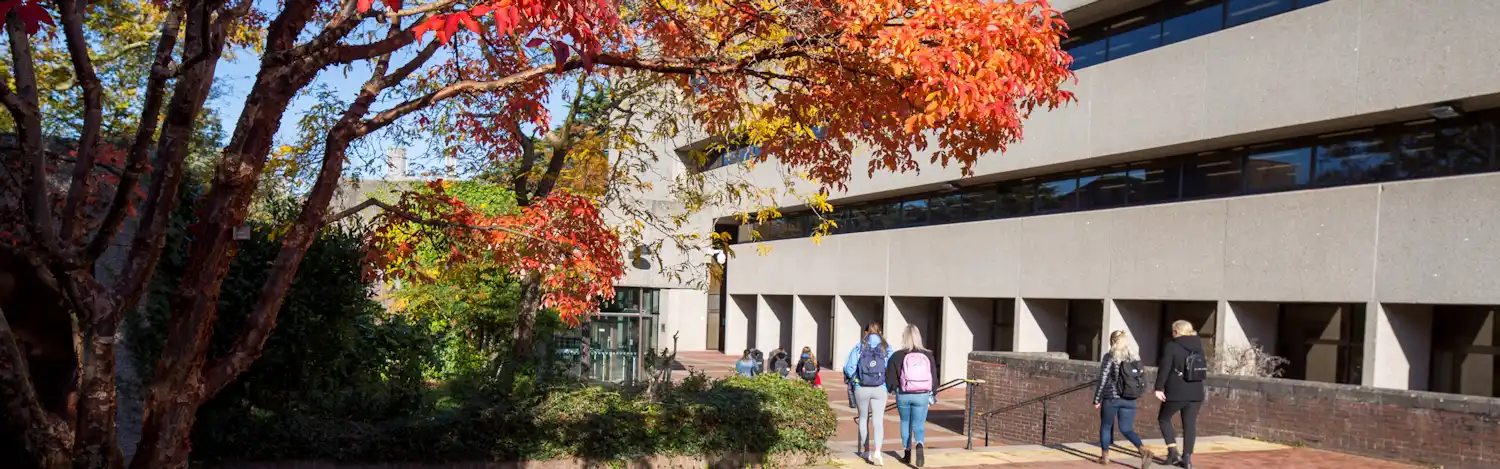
[872,454,885,466]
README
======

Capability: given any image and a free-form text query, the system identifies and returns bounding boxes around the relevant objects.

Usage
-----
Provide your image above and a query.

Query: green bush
[192,373,837,465]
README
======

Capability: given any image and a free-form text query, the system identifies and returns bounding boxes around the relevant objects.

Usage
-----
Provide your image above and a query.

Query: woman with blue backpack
[1093,330,1152,468]
[886,324,938,467]
[843,323,895,466]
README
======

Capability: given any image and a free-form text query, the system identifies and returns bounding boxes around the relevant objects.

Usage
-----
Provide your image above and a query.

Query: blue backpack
[856,344,886,387]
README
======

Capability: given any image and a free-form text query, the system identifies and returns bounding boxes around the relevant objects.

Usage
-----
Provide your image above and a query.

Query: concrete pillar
[942,298,994,384]
[1107,299,1163,365]
[1015,298,1067,353]
[791,295,818,361]
[661,289,708,351]
[755,295,789,352]
[833,296,859,371]
[884,296,909,346]
[724,295,754,355]
[1217,301,1280,357]
[1365,302,1434,390]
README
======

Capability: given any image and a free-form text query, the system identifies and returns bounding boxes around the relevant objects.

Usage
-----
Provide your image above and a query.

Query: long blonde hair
[901,324,927,352]
[1109,330,1139,363]
[1171,320,1197,338]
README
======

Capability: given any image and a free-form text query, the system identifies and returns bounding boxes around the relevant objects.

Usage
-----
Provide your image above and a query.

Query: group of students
[1092,320,1208,469]
[735,346,825,387]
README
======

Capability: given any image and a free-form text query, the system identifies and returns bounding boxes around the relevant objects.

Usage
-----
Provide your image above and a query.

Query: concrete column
[833,296,858,371]
[661,289,708,351]
[791,295,818,360]
[724,295,753,355]
[942,298,994,384]
[1108,299,1163,364]
[1365,302,1434,390]
[1015,298,1067,353]
[755,295,782,352]
[1217,301,1280,357]
[884,296,909,345]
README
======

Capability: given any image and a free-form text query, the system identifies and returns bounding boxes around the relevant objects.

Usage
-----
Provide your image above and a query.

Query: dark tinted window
[1245,147,1312,192]
[1445,121,1500,175]
[1066,39,1107,70]
[899,199,929,227]
[1078,167,1132,210]
[1107,19,1162,60]
[998,183,1034,217]
[1396,125,1445,178]
[1296,0,1329,6]
[1183,152,1243,198]
[1128,159,1181,203]
[928,194,963,224]
[1163,3,1224,45]
[1034,177,1079,213]
[960,187,998,220]
[1316,133,1395,185]
[1227,0,1293,27]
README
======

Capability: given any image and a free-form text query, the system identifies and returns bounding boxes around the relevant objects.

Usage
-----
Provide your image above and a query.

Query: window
[1316,132,1395,185]
[960,187,999,221]
[1182,151,1243,198]
[899,199,929,227]
[1066,39,1107,70]
[1245,147,1312,192]
[998,183,1035,217]
[1033,176,1079,213]
[1078,166,1131,210]
[1226,0,1294,27]
[1445,121,1500,175]
[1296,0,1329,6]
[1162,3,1223,45]
[868,203,898,231]
[1277,303,1364,385]
[1397,124,1444,178]
[1107,16,1162,60]
[928,194,964,224]
[1128,159,1180,204]
[1428,305,1498,398]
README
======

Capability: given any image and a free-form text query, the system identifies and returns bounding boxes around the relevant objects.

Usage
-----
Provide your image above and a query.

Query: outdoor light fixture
[709,248,728,264]
[232,225,251,241]
[1428,103,1463,120]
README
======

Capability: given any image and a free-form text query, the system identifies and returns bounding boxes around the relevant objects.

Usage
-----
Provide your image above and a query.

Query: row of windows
[741,111,1500,242]
[1064,0,1331,70]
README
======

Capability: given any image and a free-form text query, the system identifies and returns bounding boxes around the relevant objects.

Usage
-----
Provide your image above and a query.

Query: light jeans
[853,385,889,454]
[895,393,932,450]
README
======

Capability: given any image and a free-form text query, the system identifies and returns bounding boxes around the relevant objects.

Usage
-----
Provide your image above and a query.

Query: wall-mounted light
[709,248,728,264]
[1428,103,1463,120]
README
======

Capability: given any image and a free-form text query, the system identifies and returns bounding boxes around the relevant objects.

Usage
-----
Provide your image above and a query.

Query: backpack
[798,361,818,381]
[856,344,886,386]
[1181,349,1208,382]
[773,356,791,377]
[1116,360,1146,399]
[899,352,934,393]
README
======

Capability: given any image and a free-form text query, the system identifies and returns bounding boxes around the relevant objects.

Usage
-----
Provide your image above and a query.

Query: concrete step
[815,436,1287,468]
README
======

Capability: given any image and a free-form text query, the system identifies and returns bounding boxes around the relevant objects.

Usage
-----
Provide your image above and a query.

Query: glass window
[1066,39,1107,70]
[1397,124,1445,178]
[1296,0,1329,7]
[899,199,929,227]
[869,203,898,231]
[1034,176,1078,213]
[1316,134,1395,186]
[1245,147,1312,192]
[960,187,997,221]
[1445,121,1500,175]
[1227,0,1293,27]
[1162,3,1224,46]
[1078,167,1131,210]
[998,183,1034,217]
[1107,18,1162,61]
[1182,152,1243,198]
[1127,159,1180,204]
[928,194,963,225]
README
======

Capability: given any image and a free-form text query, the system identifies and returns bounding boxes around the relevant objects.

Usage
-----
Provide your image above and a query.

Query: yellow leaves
[755,244,773,256]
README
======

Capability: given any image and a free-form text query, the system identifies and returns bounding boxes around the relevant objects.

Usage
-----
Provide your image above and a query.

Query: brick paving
[673,352,1424,469]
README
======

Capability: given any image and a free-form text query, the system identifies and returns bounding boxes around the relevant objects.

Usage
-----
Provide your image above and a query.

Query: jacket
[1154,335,1208,402]
[735,358,757,378]
[1093,352,1132,405]
[843,334,896,383]
[795,357,817,376]
[885,348,939,395]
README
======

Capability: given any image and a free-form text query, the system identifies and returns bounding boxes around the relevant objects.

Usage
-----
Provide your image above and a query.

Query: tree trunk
[510,272,545,365]
[66,274,123,469]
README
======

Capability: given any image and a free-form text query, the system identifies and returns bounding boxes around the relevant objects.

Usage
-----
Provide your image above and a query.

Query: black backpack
[1182,349,1208,382]
[1117,360,1146,399]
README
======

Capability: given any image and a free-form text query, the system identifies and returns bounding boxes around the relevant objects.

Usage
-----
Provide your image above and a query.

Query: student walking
[1093,330,1152,468]
[844,323,895,466]
[886,325,938,467]
[735,349,758,378]
[796,346,822,388]
[1155,320,1208,469]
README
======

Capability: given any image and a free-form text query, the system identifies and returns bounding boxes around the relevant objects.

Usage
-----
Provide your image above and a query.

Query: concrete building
[639,0,1500,398]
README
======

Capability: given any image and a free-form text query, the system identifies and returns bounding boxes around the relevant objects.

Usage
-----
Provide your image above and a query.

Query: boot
[902,448,911,464]
[1098,449,1109,465]
[1164,447,1181,466]
[915,443,925,467]
[1181,453,1192,469]
[1138,448,1153,469]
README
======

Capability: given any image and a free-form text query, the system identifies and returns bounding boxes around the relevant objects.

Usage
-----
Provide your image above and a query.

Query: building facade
[694,0,1500,398]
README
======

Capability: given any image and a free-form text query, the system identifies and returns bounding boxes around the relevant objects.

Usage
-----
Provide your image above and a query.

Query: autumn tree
[0,0,1074,468]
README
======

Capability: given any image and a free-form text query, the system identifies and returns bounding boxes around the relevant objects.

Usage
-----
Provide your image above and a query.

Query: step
[814,436,1287,468]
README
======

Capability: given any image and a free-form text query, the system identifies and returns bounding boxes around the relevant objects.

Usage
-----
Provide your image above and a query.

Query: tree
[0,0,1075,468]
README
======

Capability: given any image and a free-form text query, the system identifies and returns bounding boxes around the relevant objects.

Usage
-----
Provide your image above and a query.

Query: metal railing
[882,378,971,411]
[969,379,1099,448]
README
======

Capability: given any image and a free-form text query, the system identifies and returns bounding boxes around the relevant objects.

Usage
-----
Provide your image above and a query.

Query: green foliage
[191,373,836,465]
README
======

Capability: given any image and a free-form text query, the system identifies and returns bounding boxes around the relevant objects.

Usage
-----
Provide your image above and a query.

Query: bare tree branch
[58,0,108,249]
[4,14,61,260]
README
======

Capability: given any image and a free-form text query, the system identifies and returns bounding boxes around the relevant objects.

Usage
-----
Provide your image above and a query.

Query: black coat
[885,349,939,395]
[1154,335,1207,402]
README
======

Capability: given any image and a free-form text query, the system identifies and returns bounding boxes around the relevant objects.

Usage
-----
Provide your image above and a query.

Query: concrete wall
[659,289,708,352]
[727,173,1500,307]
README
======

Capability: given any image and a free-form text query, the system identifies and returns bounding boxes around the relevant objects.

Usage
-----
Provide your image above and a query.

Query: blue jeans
[895,393,931,450]
[1099,398,1144,449]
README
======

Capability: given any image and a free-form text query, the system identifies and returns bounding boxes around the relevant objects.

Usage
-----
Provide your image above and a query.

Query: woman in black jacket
[885,325,938,467]
[1155,320,1208,469]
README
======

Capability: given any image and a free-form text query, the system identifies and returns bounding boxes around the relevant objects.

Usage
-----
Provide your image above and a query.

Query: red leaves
[0,0,53,36]
[550,40,570,71]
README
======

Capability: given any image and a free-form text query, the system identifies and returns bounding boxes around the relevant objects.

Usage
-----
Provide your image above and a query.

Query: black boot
[1165,448,1181,466]
[1181,453,1192,469]
[902,448,911,464]
[915,443,925,467]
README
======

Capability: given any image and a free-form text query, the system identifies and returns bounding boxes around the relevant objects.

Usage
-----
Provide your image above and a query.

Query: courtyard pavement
[672,351,1421,469]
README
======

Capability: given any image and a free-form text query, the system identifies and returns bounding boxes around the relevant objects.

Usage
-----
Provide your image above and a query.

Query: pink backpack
[899,352,933,393]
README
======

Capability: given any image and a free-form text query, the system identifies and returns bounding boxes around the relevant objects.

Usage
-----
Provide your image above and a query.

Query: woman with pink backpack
[886,324,939,467]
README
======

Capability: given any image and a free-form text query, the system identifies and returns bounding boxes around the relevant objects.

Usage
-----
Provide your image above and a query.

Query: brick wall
[966,351,1500,469]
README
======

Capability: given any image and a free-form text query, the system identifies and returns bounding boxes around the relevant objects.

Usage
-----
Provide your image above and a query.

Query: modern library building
[672,0,1500,398]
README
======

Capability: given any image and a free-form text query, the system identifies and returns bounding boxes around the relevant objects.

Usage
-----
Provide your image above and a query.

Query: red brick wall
[966,352,1500,469]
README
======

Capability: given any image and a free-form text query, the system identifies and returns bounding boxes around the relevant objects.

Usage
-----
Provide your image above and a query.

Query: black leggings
[1158,401,1202,454]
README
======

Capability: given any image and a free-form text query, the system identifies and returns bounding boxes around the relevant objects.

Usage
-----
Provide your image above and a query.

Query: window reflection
[1183,152,1243,198]
[1227,0,1293,27]
[998,184,1035,217]
[1445,121,1499,174]
[1065,0,1327,70]
[929,194,963,225]
[1163,3,1224,46]
[1246,147,1312,192]
[1316,133,1394,185]
[1397,125,1444,178]
[1066,39,1107,70]
[1078,167,1132,210]
[1129,159,1180,204]
[900,199,929,227]
[960,188,998,220]
[1107,19,1162,60]
[1035,177,1079,213]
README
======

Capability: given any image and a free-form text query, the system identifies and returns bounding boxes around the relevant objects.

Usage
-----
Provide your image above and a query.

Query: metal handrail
[972,379,1099,447]
[883,378,969,411]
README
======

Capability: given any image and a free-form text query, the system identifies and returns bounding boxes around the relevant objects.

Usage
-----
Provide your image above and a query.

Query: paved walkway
[673,351,1422,469]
